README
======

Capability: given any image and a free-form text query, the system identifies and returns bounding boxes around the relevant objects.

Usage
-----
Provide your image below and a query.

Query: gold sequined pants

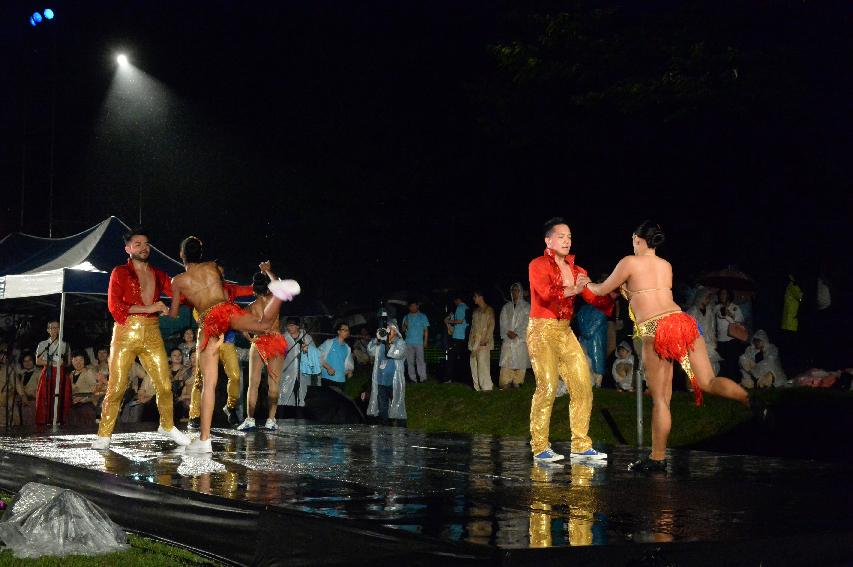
[98,316,174,436]
[189,342,241,419]
[528,318,593,454]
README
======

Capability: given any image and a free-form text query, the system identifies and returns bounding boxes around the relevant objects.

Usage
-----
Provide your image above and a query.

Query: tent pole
[52,291,66,430]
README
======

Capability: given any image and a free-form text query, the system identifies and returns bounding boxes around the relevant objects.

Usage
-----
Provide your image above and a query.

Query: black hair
[543,217,568,237]
[181,327,194,338]
[170,347,183,356]
[335,322,349,332]
[718,288,734,305]
[70,350,86,361]
[180,236,203,262]
[123,226,149,244]
[252,272,271,296]
[97,345,109,354]
[634,220,666,248]
[20,351,34,364]
[285,316,300,326]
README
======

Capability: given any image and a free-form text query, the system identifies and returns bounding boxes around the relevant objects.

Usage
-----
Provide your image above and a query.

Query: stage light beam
[44,9,55,20]
[117,54,129,67]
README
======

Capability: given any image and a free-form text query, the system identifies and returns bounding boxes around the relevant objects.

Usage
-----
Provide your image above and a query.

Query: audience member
[367,320,407,425]
[612,341,635,391]
[1,347,28,426]
[352,328,372,366]
[402,301,430,383]
[34,320,72,425]
[739,330,787,389]
[444,294,470,383]
[319,323,354,389]
[280,317,315,408]
[686,287,722,375]
[178,327,196,367]
[714,289,745,380]
[499,282,530,389]
[575,303,609,387]
[468,291,495,391]
[16,352,38,425]
[69,351,99,425]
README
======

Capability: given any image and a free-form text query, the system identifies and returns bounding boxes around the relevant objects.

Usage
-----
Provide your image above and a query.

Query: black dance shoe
[629,456,667,473]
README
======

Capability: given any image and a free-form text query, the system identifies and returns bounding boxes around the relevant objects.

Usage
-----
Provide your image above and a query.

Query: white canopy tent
[0,217,184,428]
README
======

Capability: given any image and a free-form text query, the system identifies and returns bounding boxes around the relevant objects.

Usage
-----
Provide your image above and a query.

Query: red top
[528,249,613,320]
[108,259,173,324]
[224,282,254,301]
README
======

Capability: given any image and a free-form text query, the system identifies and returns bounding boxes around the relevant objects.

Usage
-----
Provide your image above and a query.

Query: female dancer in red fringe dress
[585,221,749,472]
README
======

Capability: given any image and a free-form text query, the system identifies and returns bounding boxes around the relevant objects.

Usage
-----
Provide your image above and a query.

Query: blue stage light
[30,16,36,26]
[44,9,55,20]
[32,12,43,24]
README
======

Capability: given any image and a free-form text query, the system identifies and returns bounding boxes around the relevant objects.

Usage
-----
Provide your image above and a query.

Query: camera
[376,327,390,340]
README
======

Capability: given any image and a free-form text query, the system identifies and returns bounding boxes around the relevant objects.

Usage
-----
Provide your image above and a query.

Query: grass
[344,366,754,448]
[0,490,220,566]
[346,364,853,459]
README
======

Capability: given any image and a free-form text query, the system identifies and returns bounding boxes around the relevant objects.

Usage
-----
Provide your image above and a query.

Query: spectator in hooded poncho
[367,320,407,424]
[686,287,722,376]
[612,341,635,391]
[498,282,530,389]
[739,330,787,389]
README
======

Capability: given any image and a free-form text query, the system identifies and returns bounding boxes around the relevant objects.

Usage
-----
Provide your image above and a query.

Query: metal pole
[635,345,644,447]
[52,290,66,430]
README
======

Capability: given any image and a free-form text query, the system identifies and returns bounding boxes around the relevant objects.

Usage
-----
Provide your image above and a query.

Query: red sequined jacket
[528,250,613,320]
[108,259,173,324]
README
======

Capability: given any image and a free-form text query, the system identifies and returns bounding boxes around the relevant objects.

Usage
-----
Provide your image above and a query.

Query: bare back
[173,262,229,313]
[247,295,280,334]
[623,256,680,323]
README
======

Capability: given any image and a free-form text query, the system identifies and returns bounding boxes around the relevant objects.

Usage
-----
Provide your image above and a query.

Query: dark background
[2,1,851,322]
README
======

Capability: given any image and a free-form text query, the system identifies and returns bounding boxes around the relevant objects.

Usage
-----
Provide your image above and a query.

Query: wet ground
[0,422,849,550]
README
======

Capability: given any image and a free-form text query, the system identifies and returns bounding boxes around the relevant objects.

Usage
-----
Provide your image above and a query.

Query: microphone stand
[293,330,307,411]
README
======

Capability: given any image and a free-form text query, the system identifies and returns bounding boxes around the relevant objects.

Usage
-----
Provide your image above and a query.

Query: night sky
[2,1,851,317]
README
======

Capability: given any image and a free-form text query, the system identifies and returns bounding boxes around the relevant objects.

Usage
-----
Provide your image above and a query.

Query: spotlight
[44,9,55,20]
[117,54,129,67]
[32,12,43,24]
[30,16,37,27]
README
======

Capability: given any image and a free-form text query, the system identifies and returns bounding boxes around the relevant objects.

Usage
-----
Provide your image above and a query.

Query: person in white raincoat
[367,320,407,424]
[278,318,314,408]
[686,287,722,375]
[499,282,531,389]
[738,329,787,388]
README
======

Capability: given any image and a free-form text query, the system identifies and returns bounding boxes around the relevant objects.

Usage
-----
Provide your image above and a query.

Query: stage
[0,422,850,566]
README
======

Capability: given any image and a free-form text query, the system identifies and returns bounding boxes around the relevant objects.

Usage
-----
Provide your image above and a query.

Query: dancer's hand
[150,301,168,315]
[259,261,272,274]
[575,273,591,289]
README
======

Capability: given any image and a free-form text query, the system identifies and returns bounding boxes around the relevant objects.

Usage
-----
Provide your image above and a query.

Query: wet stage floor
[0,422,850,551]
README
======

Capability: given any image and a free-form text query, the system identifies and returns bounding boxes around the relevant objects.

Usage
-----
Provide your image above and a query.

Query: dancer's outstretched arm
[587,257,632,296]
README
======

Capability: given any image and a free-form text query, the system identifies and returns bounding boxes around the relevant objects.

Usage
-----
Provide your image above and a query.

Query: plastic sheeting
[0,482,128,558]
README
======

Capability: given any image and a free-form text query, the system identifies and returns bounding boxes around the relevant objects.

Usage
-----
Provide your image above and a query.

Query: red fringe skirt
[254,333,288,364]
[635,310,703,405]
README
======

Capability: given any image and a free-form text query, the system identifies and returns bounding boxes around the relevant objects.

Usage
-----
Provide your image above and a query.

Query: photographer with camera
[367,320,407,426]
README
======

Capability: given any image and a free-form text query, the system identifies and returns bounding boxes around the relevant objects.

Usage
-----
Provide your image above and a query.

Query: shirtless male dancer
[237,270,288,432]
[168,236,298,453]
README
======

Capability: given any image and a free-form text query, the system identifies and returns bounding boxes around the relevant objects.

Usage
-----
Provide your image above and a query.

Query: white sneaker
[158,426,191,446]
[186,438,213,454]
[237,417,256,431]
[264,418,278,431]
[91,436,111,450]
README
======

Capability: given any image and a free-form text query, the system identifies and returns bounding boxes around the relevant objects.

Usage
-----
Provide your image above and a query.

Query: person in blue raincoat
[367,320,407,425]
[575,303,608,385]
